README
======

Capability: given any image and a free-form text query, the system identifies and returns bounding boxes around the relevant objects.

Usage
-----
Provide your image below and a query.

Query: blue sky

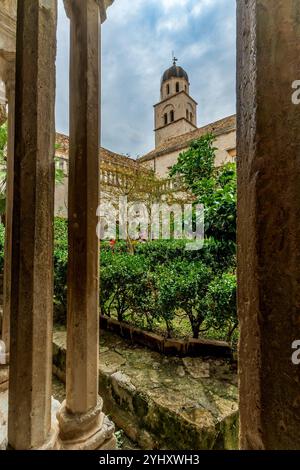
[56,0,236,158]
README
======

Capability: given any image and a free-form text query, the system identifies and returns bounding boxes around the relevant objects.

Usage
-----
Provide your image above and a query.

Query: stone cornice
[154,116,197,132]
[154,90,198,108]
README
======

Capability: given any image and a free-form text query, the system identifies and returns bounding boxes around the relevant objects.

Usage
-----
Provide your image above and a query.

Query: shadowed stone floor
[53,328,238,450]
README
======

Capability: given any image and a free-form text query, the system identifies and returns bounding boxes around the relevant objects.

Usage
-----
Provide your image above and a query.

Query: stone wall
[144,129,236,178]
[53,328,239,450]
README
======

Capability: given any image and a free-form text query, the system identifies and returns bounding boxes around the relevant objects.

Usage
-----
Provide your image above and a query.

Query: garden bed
[101,316,232,358]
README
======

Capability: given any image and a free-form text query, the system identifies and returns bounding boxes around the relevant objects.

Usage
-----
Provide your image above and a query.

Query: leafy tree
[170,133,237,244]
[153,260,213,339]
[100,251,149,322]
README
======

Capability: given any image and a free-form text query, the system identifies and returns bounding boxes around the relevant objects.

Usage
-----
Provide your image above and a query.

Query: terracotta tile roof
[138,114,236,162]
[55,132,143,171]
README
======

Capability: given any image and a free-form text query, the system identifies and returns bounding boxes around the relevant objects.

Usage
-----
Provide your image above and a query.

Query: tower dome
[161,64,189,84]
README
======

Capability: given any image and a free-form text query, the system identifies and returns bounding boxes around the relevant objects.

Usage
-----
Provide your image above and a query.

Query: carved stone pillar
[237,0,300,450]
[57,0,115,450]
[0,53,15,393]
[8,0,58,450]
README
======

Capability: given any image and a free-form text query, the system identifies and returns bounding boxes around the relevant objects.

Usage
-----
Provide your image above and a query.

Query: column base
[57,397,116,450]
[0,390,60,450]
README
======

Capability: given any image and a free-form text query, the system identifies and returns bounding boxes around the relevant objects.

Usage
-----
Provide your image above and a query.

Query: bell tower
[154,59,198,148]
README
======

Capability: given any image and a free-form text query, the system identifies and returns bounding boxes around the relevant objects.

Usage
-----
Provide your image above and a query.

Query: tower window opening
[186,110,189,120]
[164,113,168,125]
[185,85,187,92]
[190,112,193,122]
[170,110,174,122]
[166,84,170,95]
[176,82,180,93]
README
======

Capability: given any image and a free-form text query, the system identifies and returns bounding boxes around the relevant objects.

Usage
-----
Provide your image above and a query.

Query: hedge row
[0,219,237,343]
[52,220,237,341]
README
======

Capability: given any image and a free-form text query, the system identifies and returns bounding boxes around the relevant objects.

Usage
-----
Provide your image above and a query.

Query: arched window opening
[164,113,168,125]
[190,112,193,122]
[185,85,187,92]
[186,109,189,120]
[176,82,180,93]
[170,110,174,122]
[166,84,170,95]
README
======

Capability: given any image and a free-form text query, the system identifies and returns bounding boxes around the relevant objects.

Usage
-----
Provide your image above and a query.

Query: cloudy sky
[56,0,236,158]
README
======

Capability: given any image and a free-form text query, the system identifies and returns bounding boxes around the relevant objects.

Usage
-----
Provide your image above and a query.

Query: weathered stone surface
[182,357,210,379]
[63,0,100,416]
[100,351,126,375]
[237,0,300,450]
[8,0,57,450]
[53,328,238,450]
[57,0,116,450]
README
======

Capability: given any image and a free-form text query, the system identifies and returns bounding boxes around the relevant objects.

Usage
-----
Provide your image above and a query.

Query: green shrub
[53,218,68,324]
[100,251,150,322]
[0,217,235,343]
[206,272,237,342]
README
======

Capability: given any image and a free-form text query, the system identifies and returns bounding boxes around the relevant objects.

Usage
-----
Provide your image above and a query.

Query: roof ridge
[139,114,236,162]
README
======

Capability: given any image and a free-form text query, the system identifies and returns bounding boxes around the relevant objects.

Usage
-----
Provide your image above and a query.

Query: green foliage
[170,133,217,192]
[152,260,213,339]
[201,163,237,243]
[170,133,237,244]
[100,251,150,322]
[206,273,237,341]
[101,238,235,274]
[53,218,68,324]
[0,218,237,343]
[0,129,239,343]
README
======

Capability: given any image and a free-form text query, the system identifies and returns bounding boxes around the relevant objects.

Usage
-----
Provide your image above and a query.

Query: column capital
[64,0,114,23]
[0,50,15,97]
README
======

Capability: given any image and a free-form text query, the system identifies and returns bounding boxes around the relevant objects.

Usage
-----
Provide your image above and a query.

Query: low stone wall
[53,328,238,450]
[100,316,232,358]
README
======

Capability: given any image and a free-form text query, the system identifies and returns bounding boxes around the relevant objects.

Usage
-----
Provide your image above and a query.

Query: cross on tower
[172,54,178,67]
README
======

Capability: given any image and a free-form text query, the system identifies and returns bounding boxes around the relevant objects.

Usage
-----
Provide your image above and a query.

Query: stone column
[57,0,115,450]
[8,0,57,450]
[237,0,300,450]
[0,54,15,393]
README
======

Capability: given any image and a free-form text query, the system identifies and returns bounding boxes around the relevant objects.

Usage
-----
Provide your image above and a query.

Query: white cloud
[156,16,188,33]
[56,0,236,156]
[191,0,219,18]
[160,0,190,12]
